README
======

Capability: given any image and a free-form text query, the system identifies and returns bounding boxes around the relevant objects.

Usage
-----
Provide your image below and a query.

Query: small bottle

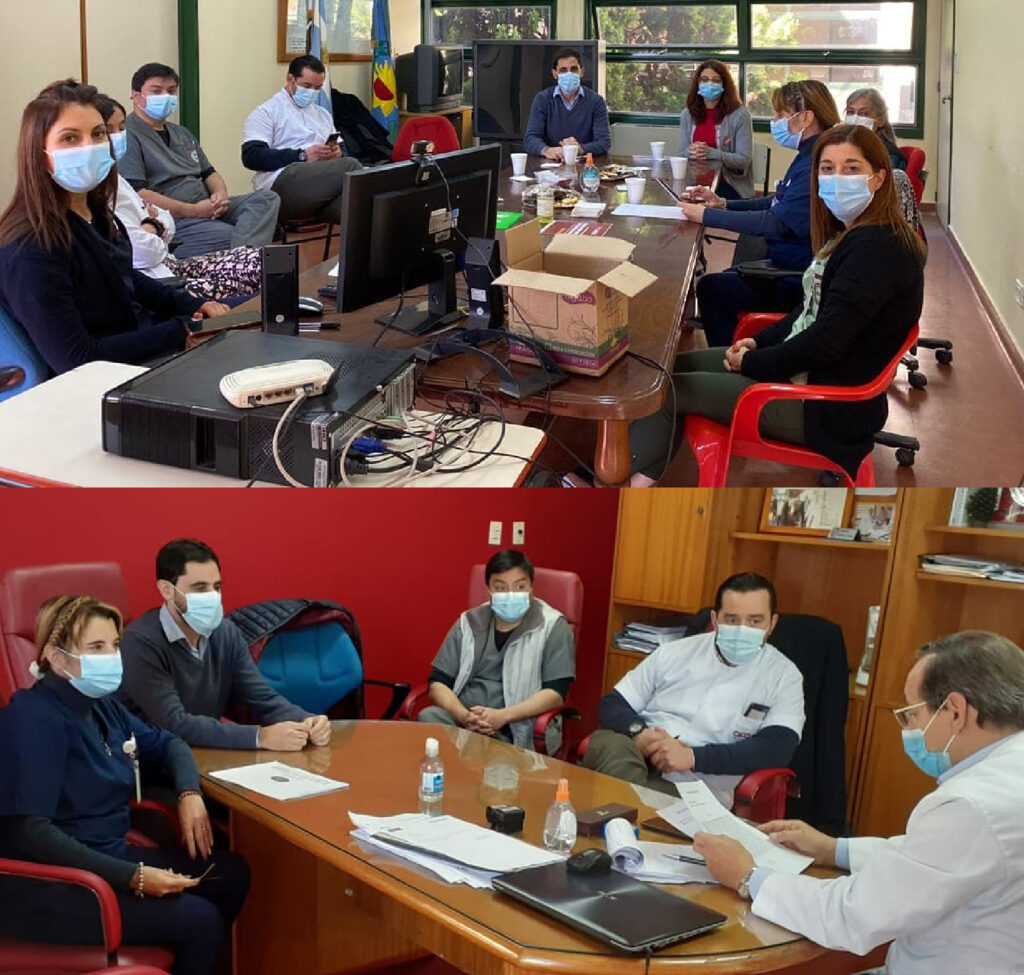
[581,153,600,194]
[536,182,555,225]
[418,737,444,815]
[543,777,577,853]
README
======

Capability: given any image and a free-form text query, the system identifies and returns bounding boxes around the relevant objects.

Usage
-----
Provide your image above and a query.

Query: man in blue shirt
[523,48,611,160]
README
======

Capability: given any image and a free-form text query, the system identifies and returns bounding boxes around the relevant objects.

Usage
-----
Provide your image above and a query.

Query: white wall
[947,0,1024,354]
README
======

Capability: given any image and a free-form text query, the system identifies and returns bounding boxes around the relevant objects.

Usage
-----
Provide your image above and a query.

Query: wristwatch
[627,720,646,738]
[298,149,307,162]
[737,867,756,900]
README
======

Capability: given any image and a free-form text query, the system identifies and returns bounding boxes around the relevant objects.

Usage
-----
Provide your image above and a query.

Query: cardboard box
[493,219,657,376]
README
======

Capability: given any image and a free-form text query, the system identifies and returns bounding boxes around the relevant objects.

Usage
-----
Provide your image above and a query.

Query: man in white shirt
[583,573,804,807]
[695,630,1024,975]
[241,55,362,224]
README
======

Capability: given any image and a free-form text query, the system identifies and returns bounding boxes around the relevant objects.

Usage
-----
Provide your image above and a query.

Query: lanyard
[122,733,141,803]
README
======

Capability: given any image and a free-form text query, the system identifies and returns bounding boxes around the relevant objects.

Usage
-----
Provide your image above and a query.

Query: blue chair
[0,307,48,402]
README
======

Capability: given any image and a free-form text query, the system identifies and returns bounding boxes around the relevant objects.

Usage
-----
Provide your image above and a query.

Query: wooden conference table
[195,721,877,975]
[264,155,716,485]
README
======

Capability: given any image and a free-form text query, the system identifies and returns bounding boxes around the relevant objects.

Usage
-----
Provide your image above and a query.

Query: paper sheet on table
[612,203,687,220]
[664,781,813,875]
[630,782,681,812]
[508,174,536,182]
[352,827,496,888]
[349,812,563,873]
[327,262,338,276]
[604,817,715,885]
[209,761,348,801]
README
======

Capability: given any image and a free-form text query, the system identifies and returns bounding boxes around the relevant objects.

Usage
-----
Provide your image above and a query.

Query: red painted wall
[0,490,620,727]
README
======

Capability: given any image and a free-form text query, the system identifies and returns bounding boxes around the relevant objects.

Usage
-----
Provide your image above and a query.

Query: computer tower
[261,244,299,335]
[464,236,504,330]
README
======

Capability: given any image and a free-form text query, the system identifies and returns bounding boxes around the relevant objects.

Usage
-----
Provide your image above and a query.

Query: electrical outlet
[1015,278,1024,310]
[488,520,503,545]
[512,521,526,545]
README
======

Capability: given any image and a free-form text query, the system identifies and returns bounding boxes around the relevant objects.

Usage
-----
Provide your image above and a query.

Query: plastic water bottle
[543,778,577,853]
[536,182,555,225]
[418,737,444,815]
[581,153,600,195]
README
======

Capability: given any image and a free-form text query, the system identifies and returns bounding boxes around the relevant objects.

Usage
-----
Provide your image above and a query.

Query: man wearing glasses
[693,630,1024,975]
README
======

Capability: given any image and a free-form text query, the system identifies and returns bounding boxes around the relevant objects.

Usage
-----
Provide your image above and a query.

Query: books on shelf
[919,554,1024,584]
[613,622,690,654]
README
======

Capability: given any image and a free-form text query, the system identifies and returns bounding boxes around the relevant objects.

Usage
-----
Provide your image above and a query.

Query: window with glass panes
[422,0,557,106]
[582,1,925,136]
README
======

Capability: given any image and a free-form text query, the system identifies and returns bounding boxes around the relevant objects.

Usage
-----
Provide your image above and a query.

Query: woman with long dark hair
[678,60,753,200]
[629,124,926,486]
[0,80,228,376]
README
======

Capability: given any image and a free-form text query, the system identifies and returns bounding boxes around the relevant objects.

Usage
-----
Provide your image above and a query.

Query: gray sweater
[678,105,754,198]
[118,607,309,749]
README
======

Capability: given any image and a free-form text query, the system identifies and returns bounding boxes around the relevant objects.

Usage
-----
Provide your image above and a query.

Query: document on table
[349,812,564,874]
[208,761,348,801]
[611,203,687,220]
[328,263,339,276]
[661,780,813,875]
[604,817,715,885]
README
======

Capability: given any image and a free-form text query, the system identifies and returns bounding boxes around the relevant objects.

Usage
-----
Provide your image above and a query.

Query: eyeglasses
[892,700,929,728]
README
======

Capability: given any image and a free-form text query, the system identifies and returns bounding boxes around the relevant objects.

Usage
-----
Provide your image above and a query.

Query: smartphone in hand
[325,132,344,147]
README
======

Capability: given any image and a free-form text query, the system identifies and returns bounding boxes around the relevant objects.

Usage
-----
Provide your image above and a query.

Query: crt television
[334,143,501,334]
[472,40,606,142]
[396,44,465,112]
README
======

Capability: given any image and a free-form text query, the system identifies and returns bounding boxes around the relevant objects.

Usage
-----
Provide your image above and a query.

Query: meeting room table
[260,154,718,486]
[194,720,885,975]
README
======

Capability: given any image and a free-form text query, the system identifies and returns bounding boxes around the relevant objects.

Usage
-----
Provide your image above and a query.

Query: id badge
[732,702,769,740]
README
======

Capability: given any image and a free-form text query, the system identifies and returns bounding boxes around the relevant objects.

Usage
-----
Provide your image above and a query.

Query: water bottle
[542,778,577,853]
[418,737,444,814]
[581,153,600,195]
[536,182,555,225]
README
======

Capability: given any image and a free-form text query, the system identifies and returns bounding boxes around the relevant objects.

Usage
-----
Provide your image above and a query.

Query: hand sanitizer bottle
[419,737,444,815]
[581,153,600,194]
[543,778,577,853]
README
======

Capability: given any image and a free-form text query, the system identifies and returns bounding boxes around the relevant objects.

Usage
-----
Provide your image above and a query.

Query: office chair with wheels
[275,218,336,262]
[392,116,461,162]
[684,313,920,486]
[0,307,49,403]
[398,565,583,760]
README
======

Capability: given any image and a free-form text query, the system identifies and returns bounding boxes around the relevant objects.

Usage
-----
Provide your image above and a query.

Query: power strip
[219,359,335,408]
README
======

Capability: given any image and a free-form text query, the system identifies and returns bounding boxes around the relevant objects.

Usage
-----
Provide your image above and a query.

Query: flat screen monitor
[335,143,501,333]
[472,40,605,142]
[396,44,464,112]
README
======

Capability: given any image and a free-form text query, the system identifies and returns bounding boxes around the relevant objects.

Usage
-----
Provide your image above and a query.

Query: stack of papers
[209,761,348,801]
[919,553,1024,581]
[613,621,690,654]
[660,781,813,875]
[570,200,607,218]
[349,812,563,888]
[612,203,686,220]
[604,817,715,885]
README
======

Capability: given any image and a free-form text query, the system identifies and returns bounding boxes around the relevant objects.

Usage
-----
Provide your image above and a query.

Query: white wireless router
[219,359,335,408]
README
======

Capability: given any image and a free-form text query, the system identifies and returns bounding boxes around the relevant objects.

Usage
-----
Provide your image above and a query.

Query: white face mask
[845,114,875,129]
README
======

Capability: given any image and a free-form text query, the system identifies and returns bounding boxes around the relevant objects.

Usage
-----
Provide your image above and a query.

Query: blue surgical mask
[901,700,956,778]
[698,82,725,101]
[292,86,317,109]
[47,142,115,193]
[57,647,123,698]
[556,72,581,95]
[716,624,766,666]
[109,131,128,160]
[491,591,530,624]
[173,586,224,636]
[143,93,178,122]
[817,173,875,225]
[770,114,803,150]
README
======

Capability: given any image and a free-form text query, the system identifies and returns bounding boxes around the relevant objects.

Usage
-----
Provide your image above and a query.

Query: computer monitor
[396,44,464,112]
[473,40,605,142]
[335,143,501,335]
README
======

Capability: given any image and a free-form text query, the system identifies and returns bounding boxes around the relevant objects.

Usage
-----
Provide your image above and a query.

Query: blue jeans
[696,267,804,347]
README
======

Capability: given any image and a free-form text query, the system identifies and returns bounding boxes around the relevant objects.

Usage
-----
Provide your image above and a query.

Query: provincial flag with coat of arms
[371,0,398,140]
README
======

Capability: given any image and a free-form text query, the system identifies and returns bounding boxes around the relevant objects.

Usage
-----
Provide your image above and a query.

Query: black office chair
[275,219,336,263]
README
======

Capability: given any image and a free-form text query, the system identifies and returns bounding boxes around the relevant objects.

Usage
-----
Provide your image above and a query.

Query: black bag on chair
[331,91,394,165]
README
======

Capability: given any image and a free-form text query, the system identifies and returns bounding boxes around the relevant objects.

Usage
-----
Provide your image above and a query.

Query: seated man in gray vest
[121,62,280,258]
[418,550,575,750]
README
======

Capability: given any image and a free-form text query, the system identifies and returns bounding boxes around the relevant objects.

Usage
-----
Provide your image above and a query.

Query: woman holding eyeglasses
[0,595,249,975]
[678,60,754,200]
[679,80,840,347]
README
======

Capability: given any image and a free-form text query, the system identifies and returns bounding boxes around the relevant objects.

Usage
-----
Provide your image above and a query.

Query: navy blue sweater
[0,204,201,375]
[523,86,611,157]
[703,134,820,271]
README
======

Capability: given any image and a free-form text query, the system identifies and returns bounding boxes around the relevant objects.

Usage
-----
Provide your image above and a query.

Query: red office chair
[398,565,583,759]
[0,562,130,704]
[898,146,927,206]
[392,115,461,162]
[683,313,920,486]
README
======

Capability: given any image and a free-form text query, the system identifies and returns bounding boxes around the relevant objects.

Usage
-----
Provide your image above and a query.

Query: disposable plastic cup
[562,144,579,166]
[625,177,646,204]
[669,156,686,179]
[650,141,666,160]
[510,153,528,176]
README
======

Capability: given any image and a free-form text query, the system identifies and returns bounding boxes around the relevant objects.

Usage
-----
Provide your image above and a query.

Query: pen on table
[662,852,707,865]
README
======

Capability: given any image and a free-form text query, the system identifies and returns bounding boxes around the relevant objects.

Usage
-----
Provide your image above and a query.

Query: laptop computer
[492,861,727,954]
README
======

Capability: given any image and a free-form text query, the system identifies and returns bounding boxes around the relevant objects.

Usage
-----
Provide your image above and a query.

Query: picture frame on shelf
[850,492,898,542]
[760,488,852,537]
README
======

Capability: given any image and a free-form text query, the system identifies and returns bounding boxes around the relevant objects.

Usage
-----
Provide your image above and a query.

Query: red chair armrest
[732,768,800,824]
[398,683,431,721]
[364,678,413,720]
[575,732,593,764]
[532,705,581,758]
[733,767,798,802]
[734,312,785,342]
[0,857,122,954]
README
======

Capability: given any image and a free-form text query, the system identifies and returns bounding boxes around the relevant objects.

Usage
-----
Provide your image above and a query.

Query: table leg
[594,419,632,486]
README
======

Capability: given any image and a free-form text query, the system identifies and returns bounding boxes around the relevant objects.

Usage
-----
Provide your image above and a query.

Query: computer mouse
[297,295,324,315]
[566,848,612,876]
